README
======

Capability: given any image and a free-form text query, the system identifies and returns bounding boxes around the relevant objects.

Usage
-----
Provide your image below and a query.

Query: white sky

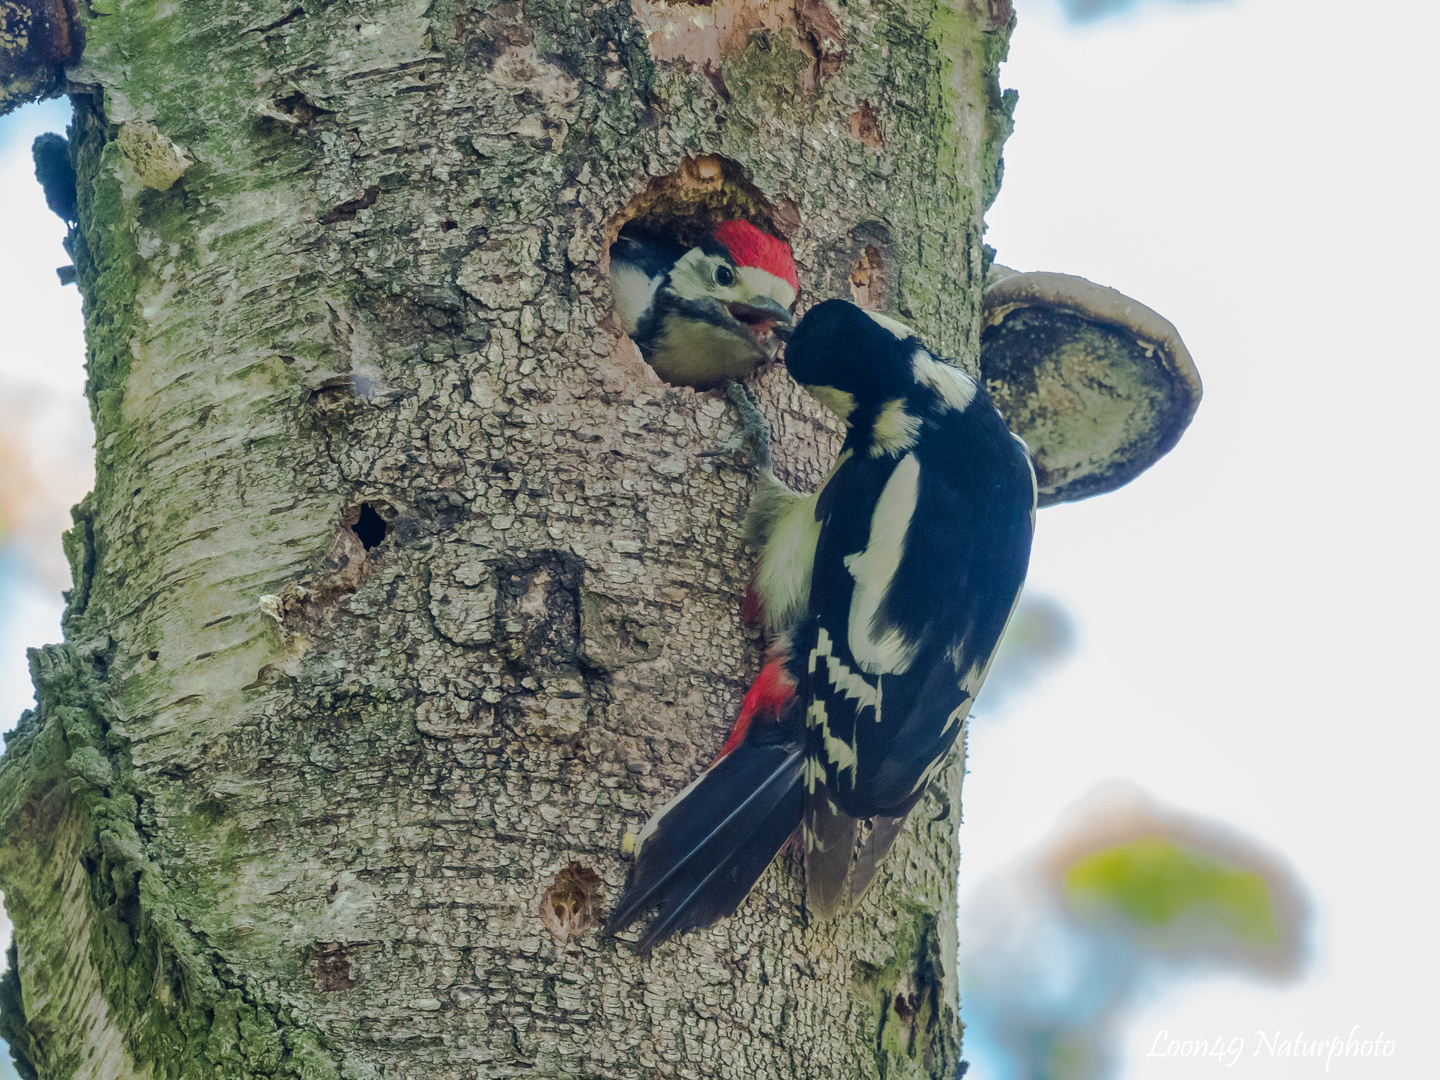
[0,0,1437,1075]
[0,96,88,733]
[969,0,1439,1074]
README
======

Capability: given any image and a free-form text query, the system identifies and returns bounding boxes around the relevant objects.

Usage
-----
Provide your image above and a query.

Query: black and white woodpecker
[609,219,800,462]
[605,300,1037,951]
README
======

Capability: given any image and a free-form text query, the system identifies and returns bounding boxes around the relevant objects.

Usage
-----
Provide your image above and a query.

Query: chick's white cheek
[668,249,725,302]
[737,265,798,311]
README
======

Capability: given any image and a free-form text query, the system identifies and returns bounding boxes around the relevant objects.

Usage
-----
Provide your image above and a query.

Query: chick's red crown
[712,220,801,297]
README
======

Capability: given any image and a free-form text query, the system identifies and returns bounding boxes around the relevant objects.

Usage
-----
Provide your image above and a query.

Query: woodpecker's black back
[788,302,1034,821]
[606,299,1036,945]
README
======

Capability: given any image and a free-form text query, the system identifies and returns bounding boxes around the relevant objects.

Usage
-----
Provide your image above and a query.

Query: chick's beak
[725,295,794,340]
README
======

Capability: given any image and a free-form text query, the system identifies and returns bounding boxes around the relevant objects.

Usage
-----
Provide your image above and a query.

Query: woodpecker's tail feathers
[804,789,910,919]
[803,788,859,920]
[846,813,908,911]
[605,738,805,952]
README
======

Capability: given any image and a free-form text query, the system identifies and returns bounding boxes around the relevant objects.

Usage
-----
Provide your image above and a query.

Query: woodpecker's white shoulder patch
[912,351,977,412]
[862,310,916,340]
[844,453,922,676]
[871,398,923,457]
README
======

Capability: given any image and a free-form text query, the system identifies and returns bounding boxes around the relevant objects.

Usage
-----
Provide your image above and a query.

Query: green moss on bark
[852,902,957,1079]
[0,645,342,1079]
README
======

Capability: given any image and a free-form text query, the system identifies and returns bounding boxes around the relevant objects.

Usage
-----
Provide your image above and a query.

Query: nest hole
[604,155,800,390]
[608,154,794,254]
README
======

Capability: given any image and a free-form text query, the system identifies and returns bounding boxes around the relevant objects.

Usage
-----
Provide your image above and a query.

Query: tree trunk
[0,0,1018,1076]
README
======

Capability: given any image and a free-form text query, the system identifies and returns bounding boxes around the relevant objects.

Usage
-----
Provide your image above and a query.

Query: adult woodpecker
[609,219,799,390]
[605,300,1037,951]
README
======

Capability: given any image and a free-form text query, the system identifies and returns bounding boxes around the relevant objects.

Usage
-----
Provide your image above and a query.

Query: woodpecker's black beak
[725,296,794,339]
[771,322,795,344]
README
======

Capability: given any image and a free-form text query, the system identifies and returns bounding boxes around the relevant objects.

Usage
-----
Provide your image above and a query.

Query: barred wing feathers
[797,378,1035,915]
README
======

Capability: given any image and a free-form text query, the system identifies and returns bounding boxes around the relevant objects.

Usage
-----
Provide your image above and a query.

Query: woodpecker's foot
[700,380,773,471]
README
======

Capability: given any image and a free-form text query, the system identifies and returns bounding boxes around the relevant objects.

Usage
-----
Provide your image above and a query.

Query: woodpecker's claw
[699,381,773,472]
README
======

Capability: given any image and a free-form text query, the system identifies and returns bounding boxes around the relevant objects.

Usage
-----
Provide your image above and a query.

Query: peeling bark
[0,0,1019,1076]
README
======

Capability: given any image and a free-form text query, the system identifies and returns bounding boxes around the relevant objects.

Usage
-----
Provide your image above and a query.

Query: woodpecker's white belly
[756,487,822,635]
[751,453,851,635]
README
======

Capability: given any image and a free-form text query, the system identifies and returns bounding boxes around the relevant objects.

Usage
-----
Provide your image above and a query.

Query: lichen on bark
[0,0,1019,1076]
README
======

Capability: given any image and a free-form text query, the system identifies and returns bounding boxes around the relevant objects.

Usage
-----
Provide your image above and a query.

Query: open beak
[725,296,794,341]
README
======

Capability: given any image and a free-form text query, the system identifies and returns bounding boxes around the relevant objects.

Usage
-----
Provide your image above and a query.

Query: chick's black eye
[714,264,735,287]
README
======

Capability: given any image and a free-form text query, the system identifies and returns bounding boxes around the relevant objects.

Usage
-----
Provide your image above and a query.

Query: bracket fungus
[0,0,83,114]
[981,267,1202,508]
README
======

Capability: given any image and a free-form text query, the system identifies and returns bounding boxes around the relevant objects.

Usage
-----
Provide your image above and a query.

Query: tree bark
[0,0,1018,1076]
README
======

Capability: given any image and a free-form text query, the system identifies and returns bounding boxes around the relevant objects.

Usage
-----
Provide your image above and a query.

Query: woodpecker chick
[605,300,1037,950]
[609,220,799,391]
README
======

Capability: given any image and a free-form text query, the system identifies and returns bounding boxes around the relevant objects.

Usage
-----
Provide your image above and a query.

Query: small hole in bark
[317,942,356,991]
[849,245,886,310]
[847,101,884,148]
[320,185,379,225]
[540,862,605,943]
[148,650,159,661]
[441,219,457,231]
[353,503,387,550]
